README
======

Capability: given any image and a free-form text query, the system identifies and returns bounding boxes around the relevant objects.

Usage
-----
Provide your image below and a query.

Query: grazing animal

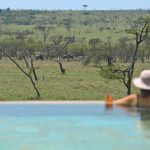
[35,54,44,60]
[63,54,74,60]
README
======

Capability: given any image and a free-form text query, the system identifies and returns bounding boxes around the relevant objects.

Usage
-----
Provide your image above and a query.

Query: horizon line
[1,8,150,11]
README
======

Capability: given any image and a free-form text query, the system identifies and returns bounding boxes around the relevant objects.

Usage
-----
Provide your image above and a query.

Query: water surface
[0,104,150,150]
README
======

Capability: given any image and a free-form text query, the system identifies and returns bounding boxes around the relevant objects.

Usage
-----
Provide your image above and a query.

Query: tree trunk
[23,55,29,68]
[30,74,40,98]
[31,59,38,81]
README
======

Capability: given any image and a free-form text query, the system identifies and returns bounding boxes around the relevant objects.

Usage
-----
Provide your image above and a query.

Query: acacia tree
[100,17,150,95]
[142,35,150,61]
[63,18,72,36]
[35,26,54,58]
[35,26,54,47]
[88,38,101,66]
[83,5,88,9]
[117,37,134,63]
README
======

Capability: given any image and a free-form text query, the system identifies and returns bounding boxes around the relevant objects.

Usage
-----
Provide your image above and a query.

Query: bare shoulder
[113,94,137,106]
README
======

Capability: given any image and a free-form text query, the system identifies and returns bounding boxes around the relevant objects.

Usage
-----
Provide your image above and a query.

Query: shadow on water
[137,110,150,132]
[113,105,150,131]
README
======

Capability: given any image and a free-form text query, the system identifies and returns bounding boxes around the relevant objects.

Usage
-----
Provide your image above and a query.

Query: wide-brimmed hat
[133,70,150,90]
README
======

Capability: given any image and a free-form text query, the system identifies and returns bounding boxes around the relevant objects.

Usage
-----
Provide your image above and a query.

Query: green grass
[0,58,149,100]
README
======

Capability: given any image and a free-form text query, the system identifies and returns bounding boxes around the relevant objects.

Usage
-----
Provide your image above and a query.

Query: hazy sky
[0,0,150,10]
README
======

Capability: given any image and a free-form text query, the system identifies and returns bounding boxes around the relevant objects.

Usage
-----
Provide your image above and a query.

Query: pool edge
[0,100,104,104]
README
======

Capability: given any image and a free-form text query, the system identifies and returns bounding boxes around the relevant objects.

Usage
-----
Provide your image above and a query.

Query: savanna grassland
[0,58,149,100]
[0,9,150,100]
[0,9,150,43]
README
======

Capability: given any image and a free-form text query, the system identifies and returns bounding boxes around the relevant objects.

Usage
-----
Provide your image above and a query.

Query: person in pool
[114,70,150,107]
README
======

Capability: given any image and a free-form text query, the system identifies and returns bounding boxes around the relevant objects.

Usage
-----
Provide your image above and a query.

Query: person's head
[133,70,150,97]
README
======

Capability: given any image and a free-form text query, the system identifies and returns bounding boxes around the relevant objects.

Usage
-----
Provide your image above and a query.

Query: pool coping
[0,100,104,104]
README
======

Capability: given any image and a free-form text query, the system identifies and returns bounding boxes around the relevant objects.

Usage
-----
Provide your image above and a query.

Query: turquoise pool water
[0,104,150,150]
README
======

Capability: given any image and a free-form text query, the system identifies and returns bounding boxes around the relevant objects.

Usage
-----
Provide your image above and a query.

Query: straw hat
[133,70,150,90]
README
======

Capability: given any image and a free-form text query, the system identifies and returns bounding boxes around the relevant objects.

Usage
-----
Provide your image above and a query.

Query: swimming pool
[0,103,150,150]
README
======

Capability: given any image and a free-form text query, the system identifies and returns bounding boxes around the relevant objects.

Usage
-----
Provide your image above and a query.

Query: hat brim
[133,78,150,90]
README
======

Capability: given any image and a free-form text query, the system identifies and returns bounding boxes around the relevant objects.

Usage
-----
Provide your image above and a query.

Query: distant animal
[63,54,74,60]
[35,54,44,60]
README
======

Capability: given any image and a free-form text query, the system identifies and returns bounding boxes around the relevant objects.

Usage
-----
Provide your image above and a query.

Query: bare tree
[51,36,71,61]
[55,60,65,74]
[22,55,29,68]
[4,53,40,98]
[31,58,38,81]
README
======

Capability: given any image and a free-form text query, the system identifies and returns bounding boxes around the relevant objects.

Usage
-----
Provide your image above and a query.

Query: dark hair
[141,89,150,97]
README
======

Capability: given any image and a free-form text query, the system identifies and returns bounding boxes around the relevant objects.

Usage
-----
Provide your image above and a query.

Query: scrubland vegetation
[0,9,150,100]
